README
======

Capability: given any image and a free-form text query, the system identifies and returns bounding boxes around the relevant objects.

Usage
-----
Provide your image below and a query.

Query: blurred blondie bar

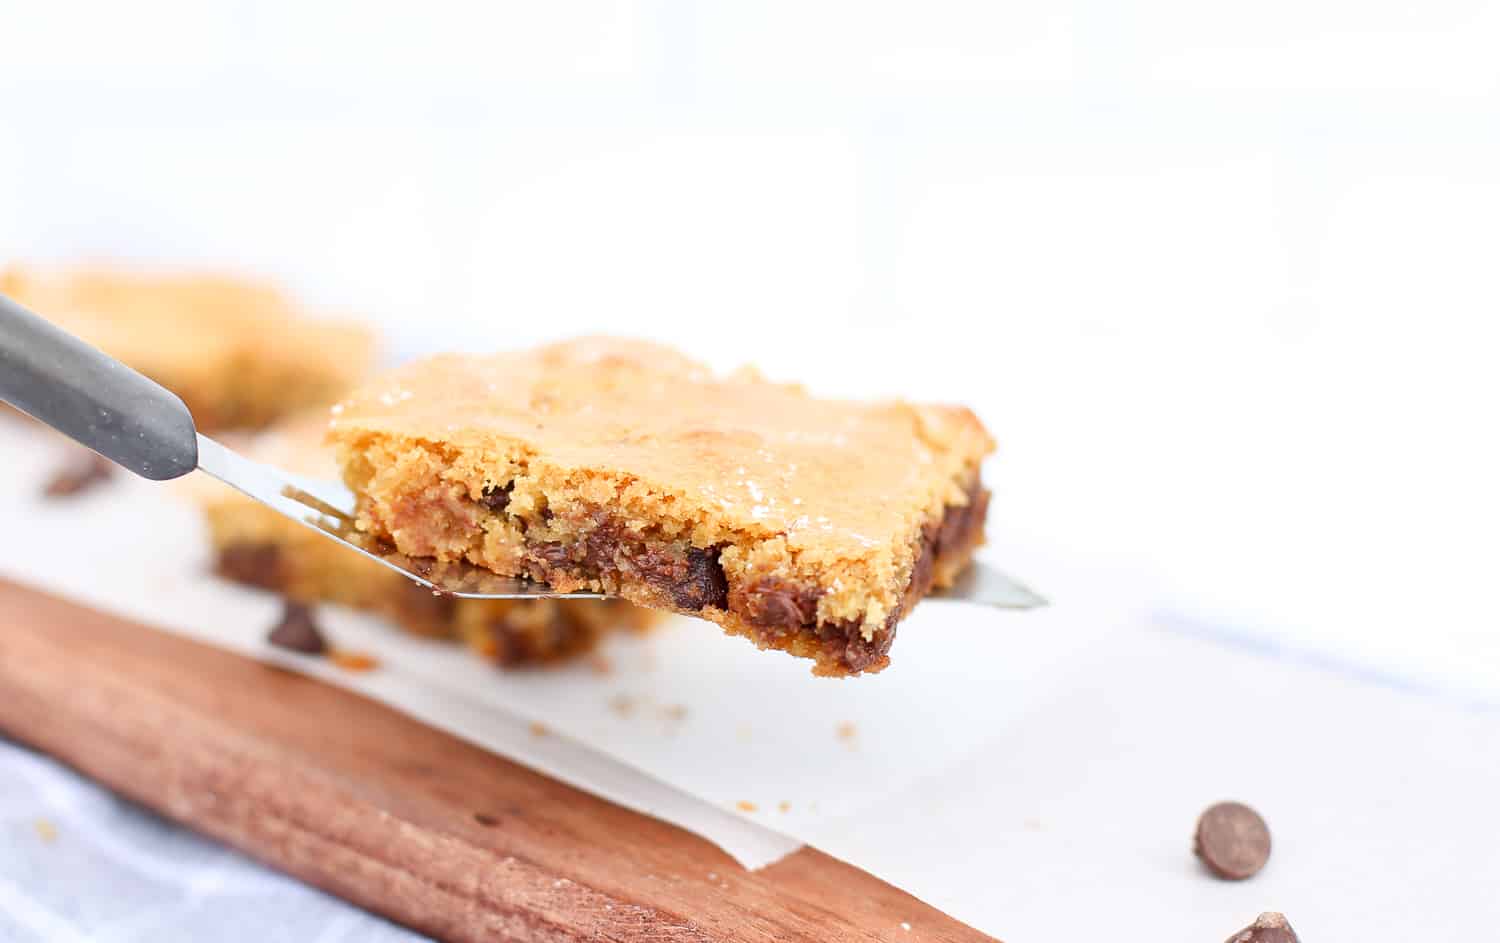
[2,264,375,431]
[196,412,652,666]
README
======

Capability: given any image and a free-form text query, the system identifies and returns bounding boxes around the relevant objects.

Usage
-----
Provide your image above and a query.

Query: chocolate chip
[479,482,513,512]
[267,602,327,655]
[828,617,896,673]
[522,517,728,611]
[740,579,820,628]
[42,451,114,498]
[749,590,811,627]
[216,543,285,591]
[1225,912,1299,943]
[531,542,574,568]
[1195,801,1272,880]
[671,546,728,610]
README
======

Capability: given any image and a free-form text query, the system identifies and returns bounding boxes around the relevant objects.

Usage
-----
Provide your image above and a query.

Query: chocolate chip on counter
[42,451,114,498]
[1225,912,1299,943]
[267,601,327,655]
[1195,801,1272,880]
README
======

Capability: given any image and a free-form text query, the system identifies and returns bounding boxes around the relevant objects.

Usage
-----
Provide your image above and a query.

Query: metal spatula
[0,293,1044,608]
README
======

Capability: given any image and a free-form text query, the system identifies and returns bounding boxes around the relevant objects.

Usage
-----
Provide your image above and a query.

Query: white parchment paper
[0,420,1104,873]
[10,420,1495,939]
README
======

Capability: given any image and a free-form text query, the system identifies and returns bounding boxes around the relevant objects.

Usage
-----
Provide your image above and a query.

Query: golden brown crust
[329,339,994,675]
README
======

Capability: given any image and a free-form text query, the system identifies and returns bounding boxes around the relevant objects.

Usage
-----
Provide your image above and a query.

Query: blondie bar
[1,265,374,431]
[329,338,994,676]
[197,413,652,666]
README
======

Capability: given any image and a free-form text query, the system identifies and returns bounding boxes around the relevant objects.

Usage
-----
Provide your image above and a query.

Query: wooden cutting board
[0,578,995,942]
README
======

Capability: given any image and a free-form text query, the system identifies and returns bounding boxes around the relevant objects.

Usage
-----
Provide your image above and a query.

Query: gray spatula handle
[0,292,199,480]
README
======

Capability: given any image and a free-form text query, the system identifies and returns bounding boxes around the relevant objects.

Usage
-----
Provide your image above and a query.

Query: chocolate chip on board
[1225,912,1299,943]
[42,451,115,498]
[267,601,328,655]
[1195,801,1272,880]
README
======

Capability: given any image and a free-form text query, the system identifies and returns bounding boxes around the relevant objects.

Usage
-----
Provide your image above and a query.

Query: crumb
[330,650,380,672]
[33,819,57,843]
[662,704,689,723]
[473,812,499,827]
[529,721,550,737]
[736,800,758,813]
[588,653,614,675]
[900,921,912,932]
[608,693,636,716]
[836,721,857,744]
[778,801,791,813]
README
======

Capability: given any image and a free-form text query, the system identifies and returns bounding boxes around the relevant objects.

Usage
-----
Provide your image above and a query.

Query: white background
[1,1,1498,937]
